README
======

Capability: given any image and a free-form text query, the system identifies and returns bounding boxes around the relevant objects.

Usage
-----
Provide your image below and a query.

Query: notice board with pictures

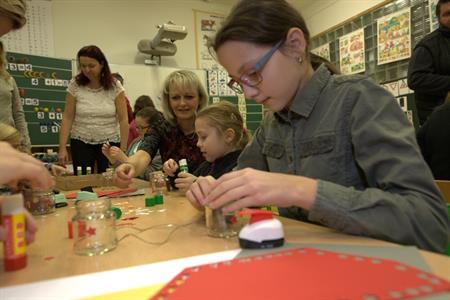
[6,51,73,146]
[310,0,435,129]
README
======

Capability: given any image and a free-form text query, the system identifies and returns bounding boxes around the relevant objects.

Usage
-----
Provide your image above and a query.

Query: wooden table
[1,180,449,288]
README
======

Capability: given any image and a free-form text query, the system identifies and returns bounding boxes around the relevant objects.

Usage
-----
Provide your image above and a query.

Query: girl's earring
[298,56,303,64]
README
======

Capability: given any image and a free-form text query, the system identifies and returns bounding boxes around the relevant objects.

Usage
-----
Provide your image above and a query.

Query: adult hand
[186,175,217,210]
[200,168,318,213]
[109,146,127,163]
[163,159,178,177]
[50,164,66,176]
[58,147,68,166]
[0,142,54,189]
[114,163,135,188]
[174,172,197,192]
[0,209,38,244]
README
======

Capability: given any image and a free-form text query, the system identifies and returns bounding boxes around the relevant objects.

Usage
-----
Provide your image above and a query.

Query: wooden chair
[435,180,450,203]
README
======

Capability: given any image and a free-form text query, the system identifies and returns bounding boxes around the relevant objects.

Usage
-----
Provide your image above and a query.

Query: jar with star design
[73,198,118,256]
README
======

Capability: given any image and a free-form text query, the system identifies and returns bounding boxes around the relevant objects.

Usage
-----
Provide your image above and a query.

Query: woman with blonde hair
[114,70,208,188]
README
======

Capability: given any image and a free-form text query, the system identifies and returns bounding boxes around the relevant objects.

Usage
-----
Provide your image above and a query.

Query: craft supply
[86,166,92,175]
[1,194,27,271]
[178,159,188,173]
[205,207,238,238]
[76,166,82,176]
[72,198,117,256]
[24,188,55,215]
[152,247,450,300]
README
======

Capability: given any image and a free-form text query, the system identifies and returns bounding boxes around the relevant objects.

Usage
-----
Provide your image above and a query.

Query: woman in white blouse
[58,45,128,174]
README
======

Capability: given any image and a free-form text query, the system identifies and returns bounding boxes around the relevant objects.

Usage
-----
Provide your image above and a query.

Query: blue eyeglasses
[228,40,283,94]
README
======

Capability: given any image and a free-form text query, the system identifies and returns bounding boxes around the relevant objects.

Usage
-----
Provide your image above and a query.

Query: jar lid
[112,207,122,219]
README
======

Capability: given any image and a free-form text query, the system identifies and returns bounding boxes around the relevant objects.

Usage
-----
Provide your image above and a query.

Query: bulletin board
[6,51,72,147]
[310,0,435,129]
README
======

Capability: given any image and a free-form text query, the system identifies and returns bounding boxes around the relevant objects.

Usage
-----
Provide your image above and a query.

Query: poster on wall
[377,8,411,65]
[311,43,331,61]
[0,0,54,56]
[429,0,440,32]
[339,28,365,75]
[194,10,226,70]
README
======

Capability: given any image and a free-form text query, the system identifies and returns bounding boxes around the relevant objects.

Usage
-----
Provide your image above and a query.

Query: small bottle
[76,166,82,176]
[2,194,27,271]
[179,159,188,173]
[86,166,92,175]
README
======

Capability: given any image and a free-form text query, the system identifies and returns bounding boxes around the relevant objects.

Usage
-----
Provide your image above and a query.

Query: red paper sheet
[152,247,450,300]
[65,188,137,199]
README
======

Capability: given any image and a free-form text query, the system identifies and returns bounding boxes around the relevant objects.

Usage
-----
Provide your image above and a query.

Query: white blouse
[67,79,124,144]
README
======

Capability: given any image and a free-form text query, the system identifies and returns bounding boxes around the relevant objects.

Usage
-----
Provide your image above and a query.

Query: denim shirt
[238,64,449,252]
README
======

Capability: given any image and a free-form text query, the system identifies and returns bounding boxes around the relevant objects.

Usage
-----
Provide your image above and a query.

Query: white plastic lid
[1,193,24,215]
[77,166,82,170]
[179,159,187,166]
[87,167,91,170]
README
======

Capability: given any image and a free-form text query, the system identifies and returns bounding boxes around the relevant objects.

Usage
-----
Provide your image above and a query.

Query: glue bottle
[86,166,92,175]
[179,159,188,173]
[1,193,27,271]
[76,166,82,176]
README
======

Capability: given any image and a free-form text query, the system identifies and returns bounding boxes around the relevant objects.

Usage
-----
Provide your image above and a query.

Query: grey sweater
[0,76,31,150]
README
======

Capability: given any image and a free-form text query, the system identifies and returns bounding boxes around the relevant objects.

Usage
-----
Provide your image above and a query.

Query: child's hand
[50,164,66,176]
[101,144,115,163]
[163,159,179,176]
[114,163,135,188]
[109,146,127,163]
[175,172,197,192]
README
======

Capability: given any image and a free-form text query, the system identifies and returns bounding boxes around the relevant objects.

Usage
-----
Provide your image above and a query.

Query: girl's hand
[163,159,179,177]
[101,144,115,163]
[109,146,128,163]
[199,168,318,213]
[114,163,135,188]
[186,175,217,210]
[174,172,197,192]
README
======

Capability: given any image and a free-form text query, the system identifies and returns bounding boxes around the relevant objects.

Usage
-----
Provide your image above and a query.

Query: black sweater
[407,26,450,125]
[193,150,242,179]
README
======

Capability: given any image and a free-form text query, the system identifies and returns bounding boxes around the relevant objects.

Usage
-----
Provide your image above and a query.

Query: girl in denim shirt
[187,0,449,252]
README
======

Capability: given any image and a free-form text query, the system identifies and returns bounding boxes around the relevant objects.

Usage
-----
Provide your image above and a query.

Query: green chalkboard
[6,51,72,146]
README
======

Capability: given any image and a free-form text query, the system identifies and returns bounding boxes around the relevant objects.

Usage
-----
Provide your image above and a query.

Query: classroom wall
[52,0,231,68]
[303,0,387,36]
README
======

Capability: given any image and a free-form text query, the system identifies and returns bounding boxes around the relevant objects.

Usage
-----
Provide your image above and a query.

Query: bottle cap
[179,159,187,166]
[112,207,122,219]
[145,196,155,207]
[1,194,24,215]
[76,191,98,202]
[239,209,273,224]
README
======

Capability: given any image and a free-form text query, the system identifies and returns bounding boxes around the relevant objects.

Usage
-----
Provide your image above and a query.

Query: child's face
[169,85,200,123]
[217,40,302,112]
[135,116,150,139]
[195,117,233,162]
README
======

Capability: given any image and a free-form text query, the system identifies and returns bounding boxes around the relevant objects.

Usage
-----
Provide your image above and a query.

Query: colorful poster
[429,0,439,32]
[194,10,226,70]
[377,9,411,65]
[339,29,365,75]
[311,43,330,61]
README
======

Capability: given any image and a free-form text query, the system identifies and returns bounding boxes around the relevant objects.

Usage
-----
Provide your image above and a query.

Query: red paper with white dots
[151,247,450,300]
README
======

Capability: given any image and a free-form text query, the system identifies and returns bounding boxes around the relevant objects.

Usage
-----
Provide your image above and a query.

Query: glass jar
[72,198,117,256]
[102,168,114,186]
[205,207,238,238]
[149,171,167,194]
[24,188,55,215]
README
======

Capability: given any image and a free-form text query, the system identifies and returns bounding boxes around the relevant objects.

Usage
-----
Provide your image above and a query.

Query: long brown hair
[213,0,310,59]
[75,45,115,90]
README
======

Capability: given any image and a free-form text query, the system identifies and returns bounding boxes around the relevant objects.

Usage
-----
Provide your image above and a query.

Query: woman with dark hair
[58,45,129,174]
[128,95,155,146]
[187,0,449,252]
